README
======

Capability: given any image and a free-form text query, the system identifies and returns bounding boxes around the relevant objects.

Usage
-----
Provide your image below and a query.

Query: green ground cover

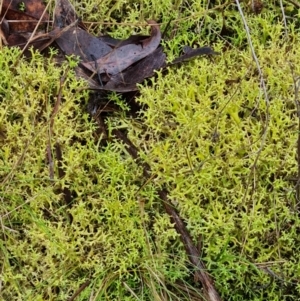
[1,0,300,300]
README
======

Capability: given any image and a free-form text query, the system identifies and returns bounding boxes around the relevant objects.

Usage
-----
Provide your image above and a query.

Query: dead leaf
[170,46,220,64]
[81,20,161,75]
[103,46,166,92]
[55,27,112,61]
[54,0,78,28]
[0,18,9,45]
[2,0,49,33]
[2,0,49,20]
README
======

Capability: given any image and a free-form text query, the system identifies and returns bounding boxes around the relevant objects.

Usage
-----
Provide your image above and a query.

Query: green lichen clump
[1,0,300,300]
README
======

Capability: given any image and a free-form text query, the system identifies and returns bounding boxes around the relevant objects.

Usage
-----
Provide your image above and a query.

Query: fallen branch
[112,129,222,301]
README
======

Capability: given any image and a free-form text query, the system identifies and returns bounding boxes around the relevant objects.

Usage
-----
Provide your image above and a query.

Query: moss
[1,1,300,300]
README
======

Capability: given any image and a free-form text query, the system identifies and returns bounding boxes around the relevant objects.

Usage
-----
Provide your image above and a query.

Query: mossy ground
[1,0,300,300]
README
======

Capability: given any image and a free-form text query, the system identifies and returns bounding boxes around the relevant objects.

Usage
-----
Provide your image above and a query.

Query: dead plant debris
[1,0,218,92]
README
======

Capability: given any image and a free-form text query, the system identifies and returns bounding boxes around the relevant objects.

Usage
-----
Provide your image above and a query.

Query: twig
[288,64,300,205]
[280,0,288,39]
[235,0,270,253]
[68,280,91,301]
[46,68,74,221]
[235,0,270,164]
[91,54,103,86]
[112,129,222,301]
[286,0,300,9]
[14,0,52,62]
[47,67,69,180]
[38,19,79,51]
[235,0,269,105]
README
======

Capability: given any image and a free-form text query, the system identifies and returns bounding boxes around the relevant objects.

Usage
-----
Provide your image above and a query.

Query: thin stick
[235,1,270,254]
[15,0,52,61]
[68,280,91,301]
[286,0,300,9]
[112,129,222,301]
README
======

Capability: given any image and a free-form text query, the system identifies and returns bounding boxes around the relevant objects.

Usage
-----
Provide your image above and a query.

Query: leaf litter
[1,0,219,92]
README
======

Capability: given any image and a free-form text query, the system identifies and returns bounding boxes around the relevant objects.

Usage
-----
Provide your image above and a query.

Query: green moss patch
[1,1,300,300]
